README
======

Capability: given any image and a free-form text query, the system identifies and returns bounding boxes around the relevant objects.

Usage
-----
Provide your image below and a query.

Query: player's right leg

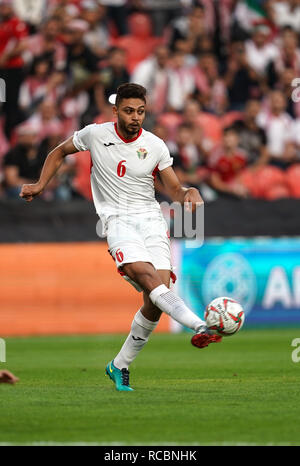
[121,262,222,348]
[106,269,170,391]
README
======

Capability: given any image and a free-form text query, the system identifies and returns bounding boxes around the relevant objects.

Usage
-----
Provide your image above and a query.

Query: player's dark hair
[115,83,147,107]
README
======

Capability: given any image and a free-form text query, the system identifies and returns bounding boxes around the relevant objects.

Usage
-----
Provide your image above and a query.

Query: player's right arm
[19,137,79,202]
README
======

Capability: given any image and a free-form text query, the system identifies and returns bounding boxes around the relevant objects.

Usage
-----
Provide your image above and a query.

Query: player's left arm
[159,166,204,211]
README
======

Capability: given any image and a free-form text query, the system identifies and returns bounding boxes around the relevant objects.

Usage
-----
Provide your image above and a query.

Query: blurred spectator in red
[257,90,297,168]
[0,0,28,138]
[245,24,279,77]
[22,16,66,72]
[112,13,161,73]
[272,0,300,33]
[224,40,260,111]
[167,50,196,112]
[208,126,248,198]
[232,99,269,167]
[131,45,170,115]
[18,56,65,119]
[81,0,110,58]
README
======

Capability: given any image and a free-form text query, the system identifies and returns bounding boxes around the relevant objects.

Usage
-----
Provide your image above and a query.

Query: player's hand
[0,370,19,384]
[183,187,204,212]
[19,183,43,202]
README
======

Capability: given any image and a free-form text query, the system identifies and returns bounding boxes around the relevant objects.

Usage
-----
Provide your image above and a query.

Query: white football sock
[113,309,158,370]
[149,284,206,333]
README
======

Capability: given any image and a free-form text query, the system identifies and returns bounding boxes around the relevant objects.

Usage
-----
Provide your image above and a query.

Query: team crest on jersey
[137,148,148,160]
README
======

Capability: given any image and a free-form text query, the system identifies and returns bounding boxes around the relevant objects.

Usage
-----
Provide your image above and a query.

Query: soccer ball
[205,297,245,336]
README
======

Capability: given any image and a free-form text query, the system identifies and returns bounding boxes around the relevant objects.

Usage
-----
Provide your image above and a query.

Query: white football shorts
[106,211,172,292]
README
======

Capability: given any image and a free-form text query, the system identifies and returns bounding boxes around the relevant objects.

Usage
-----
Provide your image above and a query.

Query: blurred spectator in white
[131,45,170,115]
[232,0,270,36]
[275,67,300,118]
[245,24,279,77]
[48,0,81,23]
[193,52,228,115]
[81,0,110,58]
[168,3,207,53]
[112,12,161,73]
[267,27,300,88]
[272,0,300,33]
[64,19,100,97]
[13,0,47,29]
[233,99,269,167]
[257,90,297,167]
[18,56,65,118]
[22,16,66,71]
[208,126,249,198]
[24,99,64,143]
[0,0,28,138]
[167,50,196,112]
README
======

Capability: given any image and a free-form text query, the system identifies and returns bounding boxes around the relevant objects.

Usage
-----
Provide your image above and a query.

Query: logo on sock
[132,336,146,341]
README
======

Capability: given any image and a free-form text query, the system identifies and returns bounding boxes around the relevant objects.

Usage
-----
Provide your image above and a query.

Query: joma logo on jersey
[137,148,148,160]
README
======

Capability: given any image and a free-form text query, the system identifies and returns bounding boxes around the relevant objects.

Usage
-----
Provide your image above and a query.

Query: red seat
[254,166,286,199]
[285,164,300,198]
[239,168,259,197]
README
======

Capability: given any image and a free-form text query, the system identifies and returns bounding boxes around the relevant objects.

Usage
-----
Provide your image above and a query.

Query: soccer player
[20,83,222,392]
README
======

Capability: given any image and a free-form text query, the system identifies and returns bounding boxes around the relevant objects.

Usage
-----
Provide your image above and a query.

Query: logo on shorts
[137,148,148,160]
[115,249,124,263]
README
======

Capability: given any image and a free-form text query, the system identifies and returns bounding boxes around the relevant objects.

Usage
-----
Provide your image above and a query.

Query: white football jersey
[73,122,173,226]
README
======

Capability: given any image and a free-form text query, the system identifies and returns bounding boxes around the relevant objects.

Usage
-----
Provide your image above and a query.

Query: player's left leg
[106,270,170,391]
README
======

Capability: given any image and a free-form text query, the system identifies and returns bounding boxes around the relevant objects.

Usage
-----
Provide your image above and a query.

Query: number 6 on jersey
[117,160,126,177]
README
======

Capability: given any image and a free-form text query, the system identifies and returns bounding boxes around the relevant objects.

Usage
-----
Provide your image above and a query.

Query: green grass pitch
[1,328,300,446]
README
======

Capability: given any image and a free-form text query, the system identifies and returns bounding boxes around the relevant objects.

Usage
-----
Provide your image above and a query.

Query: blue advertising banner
[173,238,300,327]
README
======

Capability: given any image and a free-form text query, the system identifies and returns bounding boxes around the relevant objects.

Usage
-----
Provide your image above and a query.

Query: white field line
[0,442,296,446]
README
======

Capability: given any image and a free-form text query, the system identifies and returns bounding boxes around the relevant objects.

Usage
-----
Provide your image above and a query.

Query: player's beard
[118,117,141,139]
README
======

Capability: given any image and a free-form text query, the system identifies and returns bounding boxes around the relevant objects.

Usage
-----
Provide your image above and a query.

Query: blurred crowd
[1,0,300,202]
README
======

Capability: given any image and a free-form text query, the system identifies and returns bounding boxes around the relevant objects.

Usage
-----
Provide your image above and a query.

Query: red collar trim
[114,122,142,143]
